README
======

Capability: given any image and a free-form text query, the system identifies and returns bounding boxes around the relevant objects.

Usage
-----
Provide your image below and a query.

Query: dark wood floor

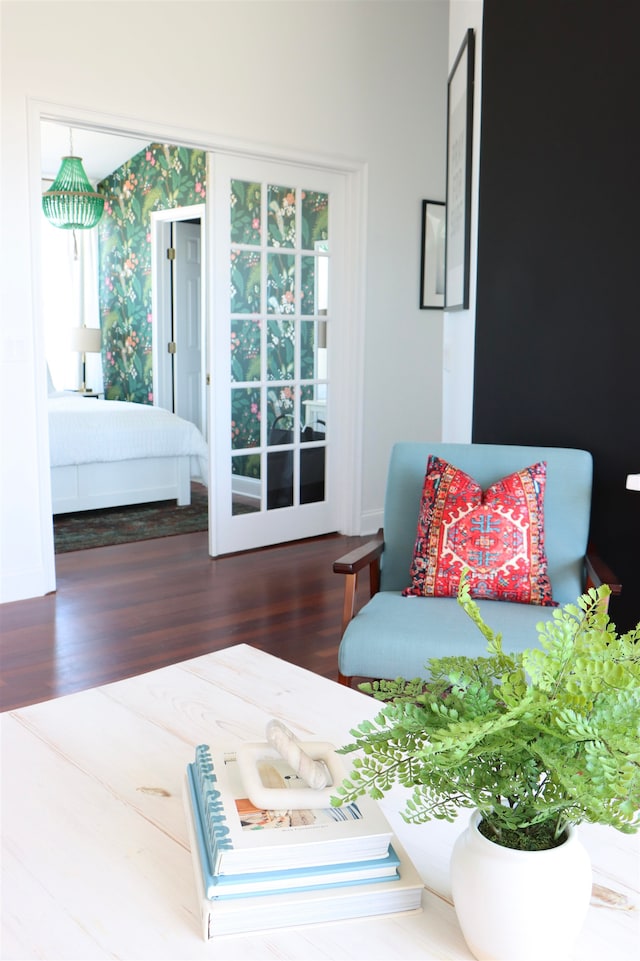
[0,530,371,712]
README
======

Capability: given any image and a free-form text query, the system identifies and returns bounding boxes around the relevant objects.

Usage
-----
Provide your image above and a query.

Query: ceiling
[41,121,150,184]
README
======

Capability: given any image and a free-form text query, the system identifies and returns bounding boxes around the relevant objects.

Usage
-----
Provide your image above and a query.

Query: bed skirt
[51,456,192,514]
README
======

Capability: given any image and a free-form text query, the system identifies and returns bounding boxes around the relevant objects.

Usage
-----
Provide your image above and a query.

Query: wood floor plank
[0,531,372,711]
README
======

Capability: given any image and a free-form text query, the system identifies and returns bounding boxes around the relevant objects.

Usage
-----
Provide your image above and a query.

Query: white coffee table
[1,644,638,960]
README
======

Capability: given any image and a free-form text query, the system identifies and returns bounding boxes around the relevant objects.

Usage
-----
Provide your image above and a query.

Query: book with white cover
[187,744,394,875]
[184,769,401,899]
[183,773,424,939]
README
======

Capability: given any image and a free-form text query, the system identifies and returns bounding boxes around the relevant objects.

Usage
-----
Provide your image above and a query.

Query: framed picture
[445,27,475,310]
[420,200,446,309]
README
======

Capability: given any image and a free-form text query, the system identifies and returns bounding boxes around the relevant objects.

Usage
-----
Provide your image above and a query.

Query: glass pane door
[211,155,344,555]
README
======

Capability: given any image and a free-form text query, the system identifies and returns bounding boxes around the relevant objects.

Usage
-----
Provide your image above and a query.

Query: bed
[48,392,209,515]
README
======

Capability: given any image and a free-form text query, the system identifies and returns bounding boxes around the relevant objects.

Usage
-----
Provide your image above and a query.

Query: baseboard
[358,508,383,537]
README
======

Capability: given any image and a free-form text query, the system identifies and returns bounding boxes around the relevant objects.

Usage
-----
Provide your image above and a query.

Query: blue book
[183,768,425,939]
[186,744,394,877]
[185,763,400,899]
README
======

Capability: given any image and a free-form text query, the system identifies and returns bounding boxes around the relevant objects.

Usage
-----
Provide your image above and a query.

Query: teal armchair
[334,442,621,686]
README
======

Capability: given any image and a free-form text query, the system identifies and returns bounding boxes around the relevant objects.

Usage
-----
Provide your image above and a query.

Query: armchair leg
[338,671,353,687]
[340,573,358,637]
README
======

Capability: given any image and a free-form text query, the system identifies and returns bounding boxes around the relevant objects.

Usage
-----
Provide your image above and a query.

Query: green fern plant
[331,578,640,851]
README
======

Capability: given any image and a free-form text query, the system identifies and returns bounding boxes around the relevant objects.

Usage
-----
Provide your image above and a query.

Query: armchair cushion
[338,591,557,682]
[403,456,555,606]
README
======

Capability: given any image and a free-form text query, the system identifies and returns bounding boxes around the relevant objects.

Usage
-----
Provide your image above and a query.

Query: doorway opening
[41,123,210,557]
[34,106,365,595]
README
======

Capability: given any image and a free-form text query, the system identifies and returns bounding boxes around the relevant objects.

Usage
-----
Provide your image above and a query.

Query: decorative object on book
[420,199,445,309]
[236,720,339,808]
[265,719,333,789]
[183,742,423,938]
[332,575,640,961]
[237,718,336,808]
[445,28,475,310]
[236,742,337,809]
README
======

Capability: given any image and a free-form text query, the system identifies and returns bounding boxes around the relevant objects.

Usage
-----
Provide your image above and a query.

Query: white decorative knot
[265,719,332,790]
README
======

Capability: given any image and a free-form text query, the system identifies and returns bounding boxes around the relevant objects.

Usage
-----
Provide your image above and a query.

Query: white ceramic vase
[450,810,592,961]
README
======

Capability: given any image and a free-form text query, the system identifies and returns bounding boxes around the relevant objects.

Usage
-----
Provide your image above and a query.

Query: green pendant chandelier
[42,154,105,230]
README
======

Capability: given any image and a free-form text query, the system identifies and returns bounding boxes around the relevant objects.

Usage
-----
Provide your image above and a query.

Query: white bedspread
[48,393,209,484]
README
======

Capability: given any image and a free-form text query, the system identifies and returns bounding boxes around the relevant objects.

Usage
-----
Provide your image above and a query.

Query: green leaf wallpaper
[228,181,329,461]
[230,179,261,245]
[98,144,207,402]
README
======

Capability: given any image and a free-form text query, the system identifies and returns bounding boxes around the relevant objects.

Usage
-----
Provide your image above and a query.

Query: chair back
[380,442,593,605]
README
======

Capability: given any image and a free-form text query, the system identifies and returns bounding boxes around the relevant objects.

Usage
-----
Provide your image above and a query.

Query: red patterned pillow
[403,456,556,605]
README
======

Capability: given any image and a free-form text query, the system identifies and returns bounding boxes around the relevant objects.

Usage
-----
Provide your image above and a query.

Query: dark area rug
[54,486,208,553]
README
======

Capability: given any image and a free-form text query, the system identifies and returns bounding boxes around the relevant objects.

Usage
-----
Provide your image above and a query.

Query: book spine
[192,744,234,866]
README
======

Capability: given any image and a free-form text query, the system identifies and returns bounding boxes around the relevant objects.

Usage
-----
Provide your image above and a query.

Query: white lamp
[70,325,102,392]
[626,474,640,491]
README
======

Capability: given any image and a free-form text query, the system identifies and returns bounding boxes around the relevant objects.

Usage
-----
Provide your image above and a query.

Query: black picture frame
[420,200,446,309]
[445,28,475,311]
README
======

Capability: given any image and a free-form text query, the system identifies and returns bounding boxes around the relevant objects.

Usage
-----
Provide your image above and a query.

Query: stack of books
[183,743,424,939]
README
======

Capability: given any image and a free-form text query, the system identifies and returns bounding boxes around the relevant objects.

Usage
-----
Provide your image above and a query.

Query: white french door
[209,154,347,555]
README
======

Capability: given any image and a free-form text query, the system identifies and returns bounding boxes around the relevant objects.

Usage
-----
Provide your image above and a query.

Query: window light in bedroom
[42,129,105,231]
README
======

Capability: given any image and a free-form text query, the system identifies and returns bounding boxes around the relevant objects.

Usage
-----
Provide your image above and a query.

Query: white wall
[442,0,483,442]
[0,0,461,603]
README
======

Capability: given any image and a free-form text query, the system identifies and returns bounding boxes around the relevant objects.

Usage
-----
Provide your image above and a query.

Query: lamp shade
[42,156,105,229]
[70,326,102,354]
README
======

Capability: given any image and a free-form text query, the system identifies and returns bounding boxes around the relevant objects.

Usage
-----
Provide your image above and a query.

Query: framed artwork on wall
[420,200,446,309]
[445,27,475,311]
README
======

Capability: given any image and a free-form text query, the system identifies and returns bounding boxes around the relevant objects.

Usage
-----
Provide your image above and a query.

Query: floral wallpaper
[98,144,207,402]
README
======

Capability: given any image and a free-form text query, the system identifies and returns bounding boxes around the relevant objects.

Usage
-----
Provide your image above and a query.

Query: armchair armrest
[585,543,622,598]
[333,530,384,637]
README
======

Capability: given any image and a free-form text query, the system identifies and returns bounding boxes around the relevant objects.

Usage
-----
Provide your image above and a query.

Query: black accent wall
[474,0,640,631]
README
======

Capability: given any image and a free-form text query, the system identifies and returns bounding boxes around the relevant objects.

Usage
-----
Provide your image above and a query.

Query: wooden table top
[1,644,638,960]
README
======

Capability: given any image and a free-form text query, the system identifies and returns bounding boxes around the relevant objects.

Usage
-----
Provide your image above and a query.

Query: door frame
[29,100,367,585]
[151,204,206,432]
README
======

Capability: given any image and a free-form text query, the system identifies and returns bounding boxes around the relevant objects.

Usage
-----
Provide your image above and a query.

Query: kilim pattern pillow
[403,456,556,605]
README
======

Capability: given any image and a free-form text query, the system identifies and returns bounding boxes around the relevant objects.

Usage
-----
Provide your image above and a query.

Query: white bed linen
[48,393,208,484]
